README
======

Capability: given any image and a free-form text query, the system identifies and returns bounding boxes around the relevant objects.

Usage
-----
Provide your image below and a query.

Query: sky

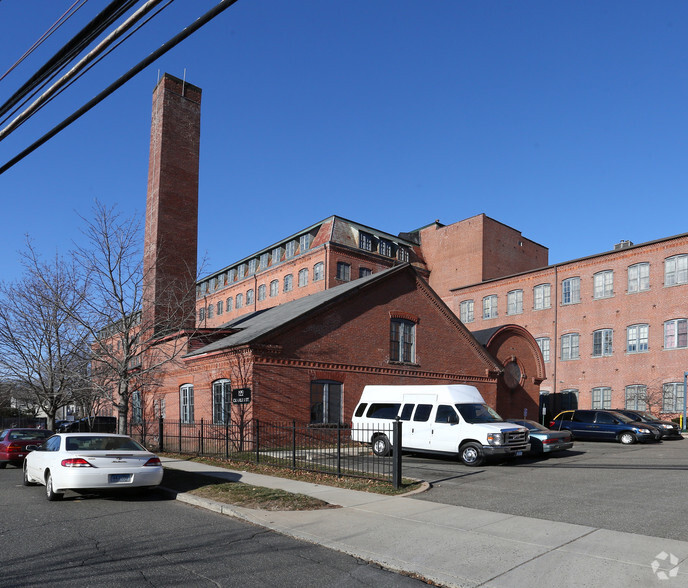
[1,0,687,283]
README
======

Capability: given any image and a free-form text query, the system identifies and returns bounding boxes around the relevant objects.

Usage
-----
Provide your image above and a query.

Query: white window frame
[298,268,308,287]
[591,386,612,409]
[269,280,279,297]
[593,270,614,299]
[561,333,579,360]
[665,255,688,286]
[258,284,266,301]
[628,262,649,293]
[213,379,231,424]
[536,337,550,362]
[626,324,648,353]
[482,295,498,319]
[533,283,551,310]
[284,274,293,292]
[460,300,474,323]
[180,384,194,424]
[625,385,647,411]
[390,318,416,363]
[236,293,243,308]
[562,277,580,305]
[336,262,351,282]
[592,329,613,357]
[246,289,254,305]
[507,290,523,315]
[664,319,688,349]
[313,262,324,282]
[663,382,686,413]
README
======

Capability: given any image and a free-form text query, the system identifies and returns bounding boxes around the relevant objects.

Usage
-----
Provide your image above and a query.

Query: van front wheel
[372,435,391,457]
[460,442,484,467]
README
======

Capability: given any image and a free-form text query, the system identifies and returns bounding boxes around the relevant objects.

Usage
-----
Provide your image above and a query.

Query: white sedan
[23,433,164,501]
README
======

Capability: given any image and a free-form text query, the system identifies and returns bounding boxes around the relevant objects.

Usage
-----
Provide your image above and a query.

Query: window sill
[387,360,420,367]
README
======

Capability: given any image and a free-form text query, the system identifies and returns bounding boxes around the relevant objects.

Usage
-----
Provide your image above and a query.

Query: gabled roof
[186,264,410,357]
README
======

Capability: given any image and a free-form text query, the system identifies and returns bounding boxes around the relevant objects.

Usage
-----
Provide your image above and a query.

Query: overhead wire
[0,0,241,176]
[0,0,175,141]
[0,0,140,121]
[0,0,88,84]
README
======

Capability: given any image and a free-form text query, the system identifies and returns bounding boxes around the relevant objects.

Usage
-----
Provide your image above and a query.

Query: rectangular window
[310,381,343,424]
[626,324,648,353]
[536,337,550,362]
[533,284,551,310]
[460,300,474,323]
[313,262,324,282]
[213,380,231,424]
[359,232,373,251]
[198,307,205,322]
[482,295,498,319]
[284,274,293,292]
[625,385,647,411]
[662,382,686,413]
[628,263,649,293]
[131,390,142,424]
[259,253,270,270]
[298,268,308,287]
[664,319,688,349]
[591,387,612,409]
[390,319,415,363]
[180,385,194,424]
[228,268,237,282]
[562,277,580,305]
[299,234,312,252]
[271,247,282,264]
[336,262,351,281]
[561,333,579,360]
[379,239,393,257]
[248,259,257,274]
[359,267,372,278]
[592,329,613,357]
[207,304,214,319]
[665,255,688,286]
[507,290,523,315]
[285,240,297,259]
[593,270,614,299]
[237,265,246,279]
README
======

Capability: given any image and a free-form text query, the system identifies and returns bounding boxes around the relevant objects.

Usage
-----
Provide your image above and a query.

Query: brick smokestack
[142,73,201,336]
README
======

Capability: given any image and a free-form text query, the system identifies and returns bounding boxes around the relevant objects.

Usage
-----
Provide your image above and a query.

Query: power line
[0,0,89,84]
[0,0,140,121]
[0,0,241,176]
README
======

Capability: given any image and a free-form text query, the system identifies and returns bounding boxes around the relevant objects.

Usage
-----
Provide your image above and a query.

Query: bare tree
[69,201,198,434]
[0,249,90,429]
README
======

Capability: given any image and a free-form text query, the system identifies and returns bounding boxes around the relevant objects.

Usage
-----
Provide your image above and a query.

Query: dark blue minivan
[549,410,661,444]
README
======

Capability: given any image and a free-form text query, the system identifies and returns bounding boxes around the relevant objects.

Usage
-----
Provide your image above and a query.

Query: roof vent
[614,240,634,250]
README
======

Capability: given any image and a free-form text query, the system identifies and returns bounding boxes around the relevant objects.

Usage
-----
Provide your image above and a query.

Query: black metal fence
[127,418,402,486]
[0,416,47,429]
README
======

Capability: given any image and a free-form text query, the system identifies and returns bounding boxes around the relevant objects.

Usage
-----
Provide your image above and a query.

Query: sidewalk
[160,457,688,587]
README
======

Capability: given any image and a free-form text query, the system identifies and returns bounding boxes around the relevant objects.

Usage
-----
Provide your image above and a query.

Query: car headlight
[661,424,672,429]
[487,433,504,446]
[634,427,650,434]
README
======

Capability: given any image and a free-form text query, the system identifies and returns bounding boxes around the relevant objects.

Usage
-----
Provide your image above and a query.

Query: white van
[351,384,530,466]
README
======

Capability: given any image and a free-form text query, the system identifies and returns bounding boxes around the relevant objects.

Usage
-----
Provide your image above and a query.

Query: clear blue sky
[1,1,687,283]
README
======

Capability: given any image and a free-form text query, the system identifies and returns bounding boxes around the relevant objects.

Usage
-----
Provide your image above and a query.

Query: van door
[407,403,433,451]
[430,405,461,453]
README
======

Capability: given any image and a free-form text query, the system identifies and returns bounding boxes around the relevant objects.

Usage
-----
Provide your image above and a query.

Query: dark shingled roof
[185,264,409,357]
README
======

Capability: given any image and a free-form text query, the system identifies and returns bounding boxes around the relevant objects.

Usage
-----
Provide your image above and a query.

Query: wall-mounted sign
[232,388,251,404]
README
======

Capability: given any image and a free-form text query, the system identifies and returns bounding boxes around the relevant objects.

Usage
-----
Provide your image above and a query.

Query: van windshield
[456,403,504,423]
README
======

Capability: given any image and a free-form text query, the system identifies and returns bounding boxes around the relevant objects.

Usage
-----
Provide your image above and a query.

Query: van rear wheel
[460,442,484,467]
[371,435,391,457]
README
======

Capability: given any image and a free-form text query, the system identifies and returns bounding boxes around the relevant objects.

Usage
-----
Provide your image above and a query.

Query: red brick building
[140,75,545,425]
[450,236,688,422]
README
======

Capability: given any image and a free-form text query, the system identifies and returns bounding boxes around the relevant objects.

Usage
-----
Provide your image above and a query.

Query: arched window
[213,379,231,424]
[180,384,194,423]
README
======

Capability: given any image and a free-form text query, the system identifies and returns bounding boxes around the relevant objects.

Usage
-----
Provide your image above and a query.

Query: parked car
[0,428,54,468]
[60,416,117,433]
[612,409,683,440]
[506,419,574,455]
[23,433,163,501]
[550,410,661,444]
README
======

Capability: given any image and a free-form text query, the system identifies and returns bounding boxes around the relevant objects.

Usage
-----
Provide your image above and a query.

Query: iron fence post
[393,418,402,488]
[337,422,342,478]
[200,418,204,455]
[225,419,229,459]
[158,417,164,452]
[255,419,260,464]
[292,420,296,470]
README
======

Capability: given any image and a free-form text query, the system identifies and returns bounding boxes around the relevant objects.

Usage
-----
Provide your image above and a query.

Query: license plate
[109,473,132,484]
[515,451,523,456]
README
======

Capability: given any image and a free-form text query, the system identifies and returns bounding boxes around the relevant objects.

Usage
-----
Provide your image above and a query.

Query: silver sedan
[23,433,163,501]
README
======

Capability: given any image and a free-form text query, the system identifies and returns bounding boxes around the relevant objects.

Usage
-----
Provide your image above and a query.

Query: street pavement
[160,457,688,587]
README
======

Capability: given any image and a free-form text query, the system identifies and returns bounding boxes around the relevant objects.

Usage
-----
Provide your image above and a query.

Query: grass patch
[160,452,422,496]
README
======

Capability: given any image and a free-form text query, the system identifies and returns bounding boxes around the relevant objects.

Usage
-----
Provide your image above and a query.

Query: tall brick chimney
[142,73,201,336]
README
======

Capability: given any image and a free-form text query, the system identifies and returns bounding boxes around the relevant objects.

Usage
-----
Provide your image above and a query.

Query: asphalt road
[1,467,427,587]
[404,438,688,541]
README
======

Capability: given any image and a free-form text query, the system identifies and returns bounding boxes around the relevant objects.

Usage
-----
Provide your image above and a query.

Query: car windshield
[8,429,53,441]
[609,411,634,424]
[65,436,146,452]
[456,403,504,423]
[635,411,660,422]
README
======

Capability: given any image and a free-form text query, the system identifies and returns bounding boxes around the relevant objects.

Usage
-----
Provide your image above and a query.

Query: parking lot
[403,438,688,541]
